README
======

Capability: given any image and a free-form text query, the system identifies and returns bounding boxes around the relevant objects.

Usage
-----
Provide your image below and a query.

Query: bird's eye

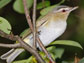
[62,9,66,12]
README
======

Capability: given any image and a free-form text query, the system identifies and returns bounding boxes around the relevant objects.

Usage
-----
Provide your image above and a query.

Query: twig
[22,0,55,63]
[0,30,16,41]
[0,43,21,48]
[23,0,33,31]
[32,0,37,49]
[36,37,55,63]
[16,36,45,63]
[23,0,45,62]
[0,30,45,63]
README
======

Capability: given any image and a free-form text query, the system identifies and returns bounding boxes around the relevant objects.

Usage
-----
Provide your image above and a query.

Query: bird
[0,5,78,63]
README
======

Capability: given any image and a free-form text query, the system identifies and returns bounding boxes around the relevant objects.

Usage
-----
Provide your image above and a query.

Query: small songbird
[0,5,78,63]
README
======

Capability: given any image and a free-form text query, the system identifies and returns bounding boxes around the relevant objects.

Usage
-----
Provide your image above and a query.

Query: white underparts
[24,20,67,47]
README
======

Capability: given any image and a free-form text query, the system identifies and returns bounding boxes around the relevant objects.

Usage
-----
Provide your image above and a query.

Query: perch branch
[32,0,37,49]
[23,0,45,63]
[16,36,45,63]
[23,0,33,31]
[0,30,45,63]
[0,43,21,48]
[23,0,55,63]
[0,30,16,41]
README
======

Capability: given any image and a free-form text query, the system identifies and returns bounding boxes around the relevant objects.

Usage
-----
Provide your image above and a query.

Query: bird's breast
[24,21,67,47]
[38,20,67,46]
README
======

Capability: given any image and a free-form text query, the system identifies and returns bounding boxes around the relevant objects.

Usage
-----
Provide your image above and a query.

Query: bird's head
[51,5,78,21]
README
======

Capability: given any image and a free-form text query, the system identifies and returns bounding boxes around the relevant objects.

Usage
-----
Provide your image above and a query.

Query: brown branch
[36,37,55,63]
[23,0,33,31]
[0,30,45,63]
[22,0,55,63]
[23,0,45,63]
[0,43,21,48]
[0,30,16,41]
[0,30,21,48]
[16,36,45,63]
[32,0,37,49]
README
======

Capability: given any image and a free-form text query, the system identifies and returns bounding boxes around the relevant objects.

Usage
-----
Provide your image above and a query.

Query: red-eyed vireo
[0,5,78,63]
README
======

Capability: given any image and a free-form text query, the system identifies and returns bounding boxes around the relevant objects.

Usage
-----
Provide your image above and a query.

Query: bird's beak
[70,6,78,12]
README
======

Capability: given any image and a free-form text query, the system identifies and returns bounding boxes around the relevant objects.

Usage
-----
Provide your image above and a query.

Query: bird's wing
[36,13,51,28]
[21,13,52,39]
[20,28,31,39]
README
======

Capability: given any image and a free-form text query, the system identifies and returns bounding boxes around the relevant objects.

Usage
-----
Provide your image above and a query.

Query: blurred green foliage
[37,1,50,9]
[79,57,84,63]
[13,0,33,13]
[0,0,11,9]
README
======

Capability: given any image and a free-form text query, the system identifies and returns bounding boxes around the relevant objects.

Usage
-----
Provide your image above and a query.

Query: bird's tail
[0,48,24,63]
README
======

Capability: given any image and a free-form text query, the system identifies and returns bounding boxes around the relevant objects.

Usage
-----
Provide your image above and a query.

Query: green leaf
[40,0,65,16]
[79,57,84,63]
[54,48,64,59]
[0,17,11,34]
[0,0,11,9]
[13,60,28,63]
[47,46,64,59]
[13,57,33,63]
[40,5,57,16]
[50,40,83,49]
[37,1,50,9]
[13,0,33,14]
